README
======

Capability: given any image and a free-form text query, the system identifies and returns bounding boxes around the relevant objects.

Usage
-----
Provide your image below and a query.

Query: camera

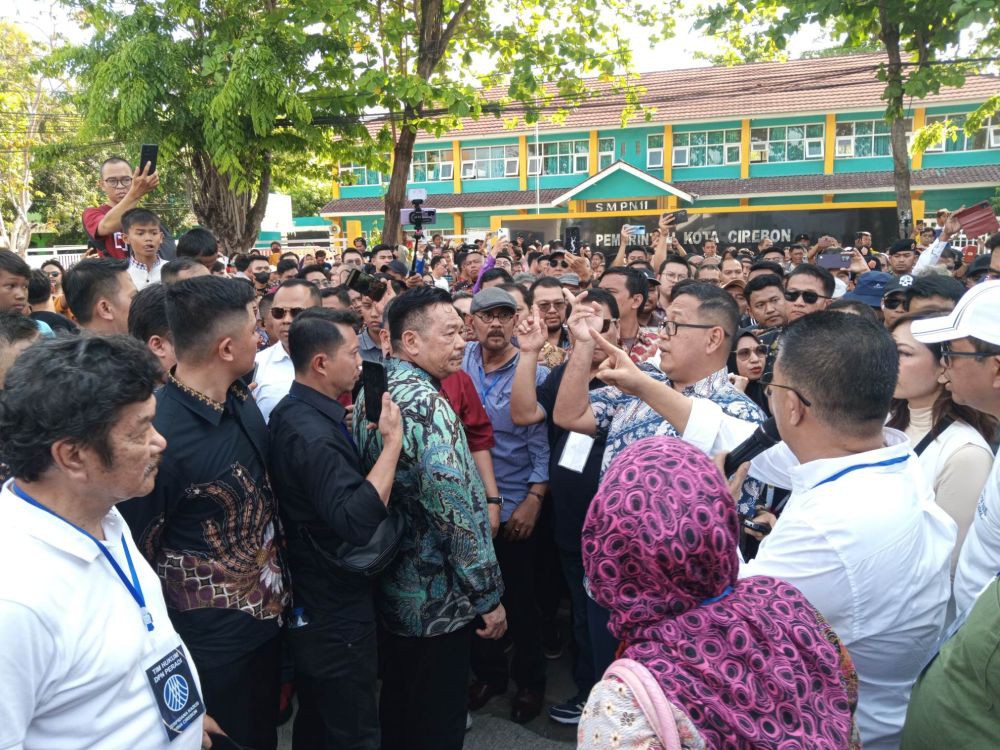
[345,268,387,302]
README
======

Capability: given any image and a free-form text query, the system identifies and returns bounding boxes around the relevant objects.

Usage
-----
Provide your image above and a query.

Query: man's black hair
[0,335,161,481]
[670,279,739,339]
[986,232,1000,250]
[600,266,649,306]
[777,311,897,436]
[121,207,160,233]
[786,264,835,297]
[276,258,299,276]
[342,247,365,262]
[827,297,880,323]
[429,255,448,271]
[353,237,368,248]
[288,308,361,374]
[63,258,129,324]
[526,251,543,267]
[234,253,268,273]
[759,247,785,261]
[625,245,650,257]
[744,273,784,302]
[165,276,255,359]
[320,286,352,307]
[906,274,965,307]
[749,260,786,278]
[498,282,532,307]
[481,268,513,285]
[27,270,51,306]
[275,278,322,304]
[259,291,276,318]
[298,264,331,281]
[658,254,691,276]
[0,310,40,345]
[128,282,171,344]
[529,276,563,294]
[99,156,131,176]
[388,285,453,349]
[177,227,219,259]
[580,286,620,319]
[161,257,205,285]
[371,244,394,254]
[0,249,31,281]
[40,258,65,274]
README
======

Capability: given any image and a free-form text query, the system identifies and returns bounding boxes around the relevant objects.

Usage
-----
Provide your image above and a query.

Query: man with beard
[529,277,571,367]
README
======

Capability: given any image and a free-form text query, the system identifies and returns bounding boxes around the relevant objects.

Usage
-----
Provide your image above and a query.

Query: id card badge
[558,432,595,474]
[143,638,206,742]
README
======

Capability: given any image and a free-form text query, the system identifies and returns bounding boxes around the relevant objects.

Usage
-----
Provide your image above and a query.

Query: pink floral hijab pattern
[583,436,856,749]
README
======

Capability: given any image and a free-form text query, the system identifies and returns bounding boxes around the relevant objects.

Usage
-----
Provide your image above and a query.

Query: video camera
[400,188,437,239]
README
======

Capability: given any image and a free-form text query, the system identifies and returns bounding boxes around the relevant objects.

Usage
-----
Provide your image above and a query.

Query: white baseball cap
[910,280,1000,346]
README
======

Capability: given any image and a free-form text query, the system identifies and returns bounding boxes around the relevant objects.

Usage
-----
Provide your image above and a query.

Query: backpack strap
[604,659,681,750]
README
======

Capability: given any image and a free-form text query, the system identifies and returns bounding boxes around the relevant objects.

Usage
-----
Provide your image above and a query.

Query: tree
[57,0,361,256]
[328,0,680,244]
[696,0,1000,238]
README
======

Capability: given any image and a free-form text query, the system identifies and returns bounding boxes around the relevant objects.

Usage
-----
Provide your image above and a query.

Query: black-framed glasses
[473,309,515,324]
[882,295,906,311]
[784,289,830,304]
[760,373,812,407]
[658,320,719,336]
[735,345,768,361]
[103,177,133,188]
[940,343,992,367]
[588,317,618,334]
[271,307,305,320]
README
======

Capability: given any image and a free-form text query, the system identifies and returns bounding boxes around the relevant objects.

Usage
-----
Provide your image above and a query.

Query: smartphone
[563,226,581,253]
[139,144,158,174]
[496,227,510,242]
[670,209,689,224]
[742,518,771,535]
[816,252,852,269]
[630,224,647,236]
[361,360,387,424]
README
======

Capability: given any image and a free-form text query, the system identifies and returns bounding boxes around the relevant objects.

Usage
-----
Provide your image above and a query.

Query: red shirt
[82,204,128,259]
[439,369,495,452]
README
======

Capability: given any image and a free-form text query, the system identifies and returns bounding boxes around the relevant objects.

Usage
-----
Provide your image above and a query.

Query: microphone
[723,418,781,477]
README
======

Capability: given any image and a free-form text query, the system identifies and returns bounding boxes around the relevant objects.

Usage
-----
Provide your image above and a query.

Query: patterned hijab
[583,437,855,749]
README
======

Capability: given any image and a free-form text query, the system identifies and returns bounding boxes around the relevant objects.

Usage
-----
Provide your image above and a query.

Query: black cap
[887,238,917,255]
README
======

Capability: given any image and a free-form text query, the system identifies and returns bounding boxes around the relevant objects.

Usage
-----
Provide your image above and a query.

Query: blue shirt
[462,342,550,521]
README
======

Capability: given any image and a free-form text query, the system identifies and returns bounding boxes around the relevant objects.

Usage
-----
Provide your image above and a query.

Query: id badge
[143,638,206,742]
[558,432,595,474]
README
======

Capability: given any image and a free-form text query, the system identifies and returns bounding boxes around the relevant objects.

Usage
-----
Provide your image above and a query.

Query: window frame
[598,137,615,170]
[459,144,520,180]
[647,134,664,169]
[526,139,591,176]
[748,123,825,163]
[409,149,455,183]
[671,128,742,167]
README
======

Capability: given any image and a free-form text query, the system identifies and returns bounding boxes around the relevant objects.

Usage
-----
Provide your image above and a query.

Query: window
[834,119,912,158]
[672,128,741,167]
[410,149,454,182]
[749,123,825,163]
[598,138,615,170]
[647,134,664,169]
[924,114,998,153]
[459,144,519,179]
[527,139,590,176]
[339,163,386,186]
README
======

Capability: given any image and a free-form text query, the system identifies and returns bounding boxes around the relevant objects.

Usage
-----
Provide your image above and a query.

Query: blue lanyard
[12,483,154,632]
[811,454,909,490]
[700,585,733,607]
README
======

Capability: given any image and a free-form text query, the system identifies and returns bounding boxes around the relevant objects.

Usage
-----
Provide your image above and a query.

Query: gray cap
[513,272,537,285]
[470,287,517,313]
[559,273,581,286]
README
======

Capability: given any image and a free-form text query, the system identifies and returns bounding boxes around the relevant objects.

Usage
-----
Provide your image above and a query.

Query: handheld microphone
[723,417,781,477]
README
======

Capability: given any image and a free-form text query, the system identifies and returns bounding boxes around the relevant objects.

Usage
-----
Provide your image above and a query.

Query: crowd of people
[0,154,999,750]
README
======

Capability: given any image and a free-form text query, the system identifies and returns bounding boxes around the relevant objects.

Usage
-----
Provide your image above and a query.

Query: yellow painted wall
[911,108,927,170]
[663,124,673,183]
[823,114,836,174]
[452,140,463,194]
[589,131,599,177]
[519,135,529,190]
[740,120,751,180]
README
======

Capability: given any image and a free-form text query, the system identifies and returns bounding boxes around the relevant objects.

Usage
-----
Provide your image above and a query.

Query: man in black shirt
[268,308,403,750]
[27,270,78,334]
[120,276,289,750]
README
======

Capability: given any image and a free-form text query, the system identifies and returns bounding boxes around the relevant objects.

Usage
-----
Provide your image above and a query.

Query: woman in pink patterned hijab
[582,436,859,749]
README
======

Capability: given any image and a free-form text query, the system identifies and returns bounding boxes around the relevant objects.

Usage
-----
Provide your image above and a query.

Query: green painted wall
[673,165,741,181]
[922,149,1000,168]
[572,170,664,199]
[749,161,825,178]
[833,192,894,203]
[749,195,824,206]
[920,187,994,211]
[834,157,894,173]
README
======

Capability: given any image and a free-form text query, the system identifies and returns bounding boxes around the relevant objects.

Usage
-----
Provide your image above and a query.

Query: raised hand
[593,332,646,395]
[515,304,548,353]
[566,292,600,343]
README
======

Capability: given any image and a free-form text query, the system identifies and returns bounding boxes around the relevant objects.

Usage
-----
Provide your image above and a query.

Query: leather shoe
[468,680,502,711]
[511,687,544,724]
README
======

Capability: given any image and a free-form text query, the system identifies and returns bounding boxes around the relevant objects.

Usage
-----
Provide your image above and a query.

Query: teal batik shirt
[355,358,503,637]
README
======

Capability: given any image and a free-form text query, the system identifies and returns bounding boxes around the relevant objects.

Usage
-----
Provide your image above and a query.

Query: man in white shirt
[122,208,166,290]
[911,280,1000,614]
[0,334,222,749]
[253,279,321,421]
[429,254,451,290]
[588,309,955,750]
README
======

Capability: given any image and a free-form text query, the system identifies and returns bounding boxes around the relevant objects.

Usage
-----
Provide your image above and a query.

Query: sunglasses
[536,300,567,312]
[784,289,830,304]
[473,309,515,324]
[736,345,768,361]
[588,317,617,334]
[46,271,61,278]
[882,295,906,311]
[552,260,570,269]
[271,307,305,320]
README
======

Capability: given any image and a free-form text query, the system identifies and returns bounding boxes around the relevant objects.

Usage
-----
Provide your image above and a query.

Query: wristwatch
[486,496,504,506]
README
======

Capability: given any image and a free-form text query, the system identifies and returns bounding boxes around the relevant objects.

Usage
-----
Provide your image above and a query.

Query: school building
[319,52,1000,250]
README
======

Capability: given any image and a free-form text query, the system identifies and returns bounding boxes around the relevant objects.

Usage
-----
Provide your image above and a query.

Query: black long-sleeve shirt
[268,381,388,639]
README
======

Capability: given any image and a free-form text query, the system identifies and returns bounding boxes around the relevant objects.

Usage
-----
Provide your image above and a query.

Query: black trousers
[288,624,379,750]
[380,625,472,750]
[197,634,282,750]
[558,546,596,697]
[471,525,546,692]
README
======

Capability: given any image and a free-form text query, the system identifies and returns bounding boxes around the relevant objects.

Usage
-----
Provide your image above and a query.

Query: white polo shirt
[127,255,164,291]
[0,481,203,749]
[953,453,1000,614]
[253,340,293,423]
[682,401,955,750]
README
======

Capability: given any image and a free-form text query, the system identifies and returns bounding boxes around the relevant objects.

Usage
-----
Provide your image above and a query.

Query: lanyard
[811,454,909,490]
[700,585,733,607]
[12,483,154,632]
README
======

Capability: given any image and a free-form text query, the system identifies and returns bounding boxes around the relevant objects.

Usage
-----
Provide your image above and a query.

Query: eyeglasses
[588,317,617,334]
[784,289,831,304]
[536,300,567,312]
[343,259,363,267]
[553,260,570,269]
[103,177,133,188]
[271,307,306,320]
[46,271,61,278]
[473,309,515,324]
[882,295,906,311]
[940,343,992,367]
[735,345,768,361]
[760,373,812,407]
[658,320,719,336]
